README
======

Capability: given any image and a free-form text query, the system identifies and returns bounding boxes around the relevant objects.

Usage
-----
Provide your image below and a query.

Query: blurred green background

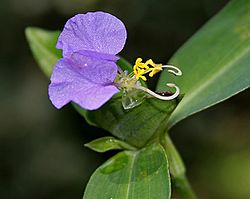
[1,0,250,198]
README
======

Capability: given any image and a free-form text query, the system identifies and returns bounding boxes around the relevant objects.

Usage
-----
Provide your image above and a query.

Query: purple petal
[76,50,119,62]
[57,11,127,57]
[48,53,119,110]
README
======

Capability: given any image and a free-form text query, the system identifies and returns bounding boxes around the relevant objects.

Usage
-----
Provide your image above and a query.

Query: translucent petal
[122,88,146,110]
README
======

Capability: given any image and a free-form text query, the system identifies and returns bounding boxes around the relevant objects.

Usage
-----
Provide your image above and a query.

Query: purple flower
[48,12,127,110]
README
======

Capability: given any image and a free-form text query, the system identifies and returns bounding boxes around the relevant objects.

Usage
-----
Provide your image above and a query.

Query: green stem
[173,175,197,199]
[161,133,197,199]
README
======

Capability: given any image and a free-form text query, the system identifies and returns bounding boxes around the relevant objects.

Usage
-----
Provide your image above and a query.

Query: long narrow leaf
[157,0,250,128]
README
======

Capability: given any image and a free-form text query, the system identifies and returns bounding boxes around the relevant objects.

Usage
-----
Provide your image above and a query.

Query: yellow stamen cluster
[133,58,163,81]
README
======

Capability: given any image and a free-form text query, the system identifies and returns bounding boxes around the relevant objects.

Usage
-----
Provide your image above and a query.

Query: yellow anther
[135,58,149,69]
[149,64,163,77]
[133,58,163,81]
[144,59,155,67]
[134,67,147,81]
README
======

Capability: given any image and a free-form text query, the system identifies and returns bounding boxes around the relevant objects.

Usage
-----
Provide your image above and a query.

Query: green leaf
[83,143,171,199]
[84,136,137,153]
[25,27,62,78]
[157,0,250,128]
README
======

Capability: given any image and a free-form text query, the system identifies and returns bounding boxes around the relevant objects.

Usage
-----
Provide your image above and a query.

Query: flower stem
[161,133,198,199]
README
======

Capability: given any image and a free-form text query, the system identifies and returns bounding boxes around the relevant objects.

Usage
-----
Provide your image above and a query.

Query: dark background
[1,0,250,198]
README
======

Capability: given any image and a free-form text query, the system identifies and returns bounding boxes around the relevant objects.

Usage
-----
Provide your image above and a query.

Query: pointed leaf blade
[157,0,250,128]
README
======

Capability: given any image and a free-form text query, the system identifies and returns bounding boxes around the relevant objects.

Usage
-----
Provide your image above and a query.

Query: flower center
[115,57,182,109]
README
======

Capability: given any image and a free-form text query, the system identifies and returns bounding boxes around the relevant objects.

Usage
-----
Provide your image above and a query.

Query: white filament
[162,65,182,76]
[135,83,180,100]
